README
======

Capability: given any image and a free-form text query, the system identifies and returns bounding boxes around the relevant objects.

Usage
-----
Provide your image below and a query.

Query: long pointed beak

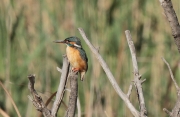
[53,40,66,43]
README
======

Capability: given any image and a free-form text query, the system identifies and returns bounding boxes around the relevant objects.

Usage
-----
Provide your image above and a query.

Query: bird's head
[54,36,82,48]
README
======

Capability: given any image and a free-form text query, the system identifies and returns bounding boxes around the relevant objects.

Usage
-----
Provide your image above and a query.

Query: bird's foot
[72,68,79,72]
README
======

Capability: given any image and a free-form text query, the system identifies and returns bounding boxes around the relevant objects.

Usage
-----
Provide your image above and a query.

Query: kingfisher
[54,36,88,81]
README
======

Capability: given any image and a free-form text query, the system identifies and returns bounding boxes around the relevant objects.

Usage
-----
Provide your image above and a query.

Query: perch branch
[27,74,51,117]
[78,28,140,117]
[65,71,78,117]
[159,0,180,53]
[162,57,180,117]
[125,30,147,116]
[51,55,70,116]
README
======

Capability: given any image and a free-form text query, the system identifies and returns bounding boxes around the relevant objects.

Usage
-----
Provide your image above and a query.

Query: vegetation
[0,0,180,116]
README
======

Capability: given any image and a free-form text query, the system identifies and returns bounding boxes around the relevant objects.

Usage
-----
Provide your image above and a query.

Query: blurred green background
[0,0,180,117]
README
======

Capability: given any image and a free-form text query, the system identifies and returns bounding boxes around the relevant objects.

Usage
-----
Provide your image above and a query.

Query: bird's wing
[78,48,88,62]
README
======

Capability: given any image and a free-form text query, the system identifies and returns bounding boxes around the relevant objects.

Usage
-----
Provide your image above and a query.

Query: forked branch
[162,58,179,89]
[28,56,70,117]
[78,28,140,117]
[125,30,147,116]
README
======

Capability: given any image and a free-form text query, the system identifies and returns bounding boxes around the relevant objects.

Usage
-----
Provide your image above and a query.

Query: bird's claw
[72,68,79,72]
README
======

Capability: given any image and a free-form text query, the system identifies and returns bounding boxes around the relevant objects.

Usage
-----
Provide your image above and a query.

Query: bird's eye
[66,40,69,43]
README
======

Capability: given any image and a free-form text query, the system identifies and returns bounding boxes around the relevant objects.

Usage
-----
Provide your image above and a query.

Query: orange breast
[66,46,87,72]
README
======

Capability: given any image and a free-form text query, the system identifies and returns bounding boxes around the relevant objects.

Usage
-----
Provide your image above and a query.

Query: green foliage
[0,0,180,116]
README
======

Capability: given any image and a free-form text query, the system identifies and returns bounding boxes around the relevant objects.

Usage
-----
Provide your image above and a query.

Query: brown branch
[125,30,147,117]
[159,0,180,53]
[162,57,180,117]
[65,71,78,117]
[27,74,52,117]
[51,55,70,116]
[78,28,140,117]
[0,81,21,117]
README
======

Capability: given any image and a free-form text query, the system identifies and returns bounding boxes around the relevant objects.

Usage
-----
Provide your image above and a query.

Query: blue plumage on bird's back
[77,48,88,70]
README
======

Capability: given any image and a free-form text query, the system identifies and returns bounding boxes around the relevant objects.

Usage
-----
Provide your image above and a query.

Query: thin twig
[162,57,179,89]
[0,81,21,117]
[127,83,133,99]
[163,108,172,116]
[51,55,70,116]
[78,28,140,117]
[162,57,180,117]
[57,67,62,73]
[141,79,146,84]
[104,111,110,117]
[125,30,147,116]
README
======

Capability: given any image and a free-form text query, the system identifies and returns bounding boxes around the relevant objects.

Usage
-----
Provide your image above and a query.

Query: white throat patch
[74,44,82,48]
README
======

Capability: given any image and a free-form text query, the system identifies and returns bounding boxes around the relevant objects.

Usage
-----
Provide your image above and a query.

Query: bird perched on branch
[54,36,88,81]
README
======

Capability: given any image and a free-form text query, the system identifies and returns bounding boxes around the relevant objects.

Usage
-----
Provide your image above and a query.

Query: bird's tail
[80,71,86,81]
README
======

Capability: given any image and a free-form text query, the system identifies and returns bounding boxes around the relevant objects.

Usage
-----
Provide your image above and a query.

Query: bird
[54,36,88,81]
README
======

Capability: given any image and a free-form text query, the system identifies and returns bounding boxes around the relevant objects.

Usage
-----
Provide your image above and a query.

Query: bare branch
[28,55,69,117]
[158,0,180,116]
[78,28,140,117]
[158,0,180,53]
[65,71,78,117]
[162,57,179,89]
[51,55,70,116]
[27,74,51,117]
[125,30,147,116]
